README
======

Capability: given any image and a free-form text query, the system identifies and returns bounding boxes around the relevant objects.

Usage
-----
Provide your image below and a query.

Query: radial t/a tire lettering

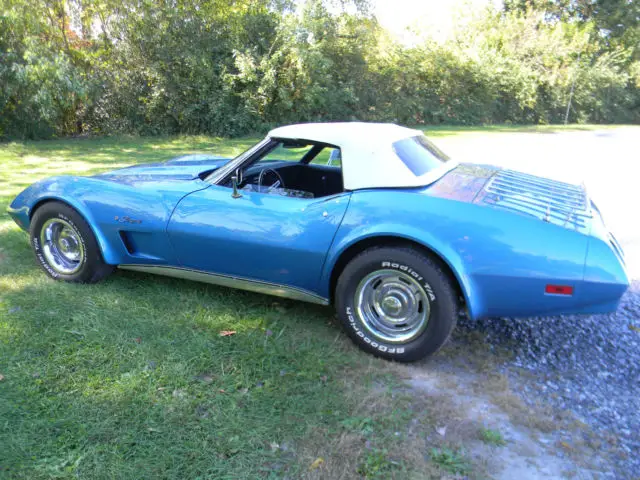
[29,201,114,284]
[335,247,458,362]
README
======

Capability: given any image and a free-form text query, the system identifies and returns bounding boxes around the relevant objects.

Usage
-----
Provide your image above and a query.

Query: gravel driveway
[437,128,640,477]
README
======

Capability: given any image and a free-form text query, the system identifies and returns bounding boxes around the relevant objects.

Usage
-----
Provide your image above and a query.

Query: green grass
[418,123,631,138]
[429,447,471,476]
[0,125,620,478]
[0,135,259,210]
[0,132,457,479]
[356,448,401,478]
[479,427,507,447]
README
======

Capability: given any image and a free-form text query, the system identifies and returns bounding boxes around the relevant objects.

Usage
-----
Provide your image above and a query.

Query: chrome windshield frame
[204,137,272,185]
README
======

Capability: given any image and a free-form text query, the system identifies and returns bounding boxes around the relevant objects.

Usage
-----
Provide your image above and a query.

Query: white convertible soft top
[268,122,457,191]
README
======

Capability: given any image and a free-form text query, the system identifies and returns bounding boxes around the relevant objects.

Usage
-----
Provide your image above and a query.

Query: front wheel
[335,247,458,362]
[30,201,114,283]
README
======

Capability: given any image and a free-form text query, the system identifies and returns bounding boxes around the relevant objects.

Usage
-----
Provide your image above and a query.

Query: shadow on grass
[0,226,36,276]
[1,223,548,479]
[0,223,376,478]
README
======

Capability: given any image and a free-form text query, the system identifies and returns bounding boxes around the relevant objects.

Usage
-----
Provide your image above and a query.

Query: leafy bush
[0,0,637,140]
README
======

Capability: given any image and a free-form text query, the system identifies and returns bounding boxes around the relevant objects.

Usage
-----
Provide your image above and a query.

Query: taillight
[545,284,573,295]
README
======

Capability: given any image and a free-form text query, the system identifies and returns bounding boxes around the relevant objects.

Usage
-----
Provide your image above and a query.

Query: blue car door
[167,185,351,296]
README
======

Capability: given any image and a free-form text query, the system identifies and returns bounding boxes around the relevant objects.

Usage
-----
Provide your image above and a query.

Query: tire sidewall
[336,248,456,361]
[30,204,97,282]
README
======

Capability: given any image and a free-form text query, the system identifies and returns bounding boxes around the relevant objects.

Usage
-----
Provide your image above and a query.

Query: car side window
[231,139,344,199]
[310,147,340,166]
[261,143,314,163]
[393,135,449,176]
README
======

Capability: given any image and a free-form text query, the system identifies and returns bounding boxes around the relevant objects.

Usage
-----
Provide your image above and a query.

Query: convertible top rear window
[393,135,450,177]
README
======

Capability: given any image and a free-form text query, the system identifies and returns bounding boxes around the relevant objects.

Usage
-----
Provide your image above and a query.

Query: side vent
[117,231,163,260]
[119,231,136,255]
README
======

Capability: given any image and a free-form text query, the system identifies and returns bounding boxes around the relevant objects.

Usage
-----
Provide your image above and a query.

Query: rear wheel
[30,202,113,283]
[335,247,458,362]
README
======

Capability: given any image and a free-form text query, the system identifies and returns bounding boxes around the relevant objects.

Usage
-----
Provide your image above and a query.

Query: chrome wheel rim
[355,269,430,344]
[40,218,84,274]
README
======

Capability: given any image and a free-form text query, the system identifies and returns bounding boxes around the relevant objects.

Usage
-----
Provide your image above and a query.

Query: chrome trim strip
[6,205,29,216]
[206,138,271,185]
[118,264,329,305]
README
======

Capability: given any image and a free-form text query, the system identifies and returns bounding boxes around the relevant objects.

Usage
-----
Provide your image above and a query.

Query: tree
[504,0,640,59]
[0,0,637,140]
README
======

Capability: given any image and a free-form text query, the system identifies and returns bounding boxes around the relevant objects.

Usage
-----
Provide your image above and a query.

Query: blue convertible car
[7,123,629,361]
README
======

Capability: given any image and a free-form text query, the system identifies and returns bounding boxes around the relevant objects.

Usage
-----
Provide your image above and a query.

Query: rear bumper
[580,208,629,313]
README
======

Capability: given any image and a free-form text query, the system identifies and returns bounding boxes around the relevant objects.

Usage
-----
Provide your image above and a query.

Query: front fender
[8,177,119,264]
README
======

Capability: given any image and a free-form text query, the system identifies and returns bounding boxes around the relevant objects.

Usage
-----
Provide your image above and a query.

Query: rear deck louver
[482,169,591,229]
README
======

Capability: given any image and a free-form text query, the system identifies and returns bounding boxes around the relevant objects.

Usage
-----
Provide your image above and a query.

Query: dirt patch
[292,325,617,479]
[379,322,623,480]
[295,368,444,479]
[405,367,582,479]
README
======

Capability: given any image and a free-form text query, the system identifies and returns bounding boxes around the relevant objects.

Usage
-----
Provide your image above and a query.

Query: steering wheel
[258,168,285,192]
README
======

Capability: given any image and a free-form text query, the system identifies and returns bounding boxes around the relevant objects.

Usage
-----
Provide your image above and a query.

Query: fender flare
[321,224,483,319]
[29,195,118,265]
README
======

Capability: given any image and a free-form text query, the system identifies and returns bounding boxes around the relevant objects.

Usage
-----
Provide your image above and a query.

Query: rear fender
[321,224,481,319]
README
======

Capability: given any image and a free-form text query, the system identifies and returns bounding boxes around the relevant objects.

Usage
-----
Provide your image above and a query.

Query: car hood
[427,163,592,233]
[95,154,230,184]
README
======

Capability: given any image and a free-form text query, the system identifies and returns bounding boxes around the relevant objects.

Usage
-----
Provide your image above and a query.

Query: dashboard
[230,161,342,199]
[240,183,314,198]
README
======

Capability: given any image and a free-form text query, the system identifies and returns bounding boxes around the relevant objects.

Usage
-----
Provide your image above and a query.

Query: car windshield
[392,135,450,177]
[203,138,270,184]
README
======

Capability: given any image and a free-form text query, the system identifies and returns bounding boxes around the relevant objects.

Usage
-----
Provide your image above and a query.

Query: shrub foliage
[0,0,638,139]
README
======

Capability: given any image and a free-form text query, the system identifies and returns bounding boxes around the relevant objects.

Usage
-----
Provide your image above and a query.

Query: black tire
[335,247,458,362]
[30,201,114,283]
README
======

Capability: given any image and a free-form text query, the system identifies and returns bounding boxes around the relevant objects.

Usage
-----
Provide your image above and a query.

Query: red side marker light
[545,284,573,295]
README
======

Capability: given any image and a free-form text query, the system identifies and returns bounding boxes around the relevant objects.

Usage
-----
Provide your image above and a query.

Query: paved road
[439,127,640,278]
[436,128,640,477]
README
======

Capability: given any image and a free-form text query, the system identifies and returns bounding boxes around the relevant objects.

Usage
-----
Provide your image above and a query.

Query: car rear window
[392,135,450,176]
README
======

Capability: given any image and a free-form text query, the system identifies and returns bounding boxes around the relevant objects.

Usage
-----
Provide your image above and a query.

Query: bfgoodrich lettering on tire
[335,246,458,362]
[30,201,114,284]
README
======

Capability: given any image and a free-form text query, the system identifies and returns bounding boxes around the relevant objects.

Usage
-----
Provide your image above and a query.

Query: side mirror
[231,175,242,198]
